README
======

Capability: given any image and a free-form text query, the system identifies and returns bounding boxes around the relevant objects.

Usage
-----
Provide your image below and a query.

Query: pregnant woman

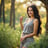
[20,4,42,48]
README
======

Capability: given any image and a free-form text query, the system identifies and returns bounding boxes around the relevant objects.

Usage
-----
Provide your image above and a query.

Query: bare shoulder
[34,19,39,23]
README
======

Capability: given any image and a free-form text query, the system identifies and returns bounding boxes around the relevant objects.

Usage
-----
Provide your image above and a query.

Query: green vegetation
[28,35,48,48]
[0,24,21,48]
[0,0,47,48]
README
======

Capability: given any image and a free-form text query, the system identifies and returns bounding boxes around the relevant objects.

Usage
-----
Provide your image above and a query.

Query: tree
[10,0,12,26]
[3,0,5,25]
[0,0,3,18]
[10,0,15,29]
[13,0,15,29]
[0,0,5,25]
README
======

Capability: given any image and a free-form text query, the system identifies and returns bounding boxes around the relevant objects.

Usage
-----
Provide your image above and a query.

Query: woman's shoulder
[34,18,38,21]
[33,18,39,23]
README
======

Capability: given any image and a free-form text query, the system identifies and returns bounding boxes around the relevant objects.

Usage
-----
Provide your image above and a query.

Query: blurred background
[0,0,48,48]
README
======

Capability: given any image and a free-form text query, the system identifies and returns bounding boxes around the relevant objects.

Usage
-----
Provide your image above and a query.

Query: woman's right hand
[20,16,23,23]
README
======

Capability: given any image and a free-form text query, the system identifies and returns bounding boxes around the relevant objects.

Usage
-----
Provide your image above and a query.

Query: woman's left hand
[20,36,26,42]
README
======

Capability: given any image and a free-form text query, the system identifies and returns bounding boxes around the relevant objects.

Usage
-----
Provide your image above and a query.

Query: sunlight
[32,1,41,6]
[20,0,24,2]
[23,4,26,8]
[26,2,31,6]
[40,7,46,12]
[30,0,32,1]
[16,0,20,2]
[16,0,24,2]
[36,1,41,6]
[17,9,21,12]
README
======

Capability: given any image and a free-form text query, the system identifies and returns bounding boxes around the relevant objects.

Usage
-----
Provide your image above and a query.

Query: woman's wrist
[24,35,28,38]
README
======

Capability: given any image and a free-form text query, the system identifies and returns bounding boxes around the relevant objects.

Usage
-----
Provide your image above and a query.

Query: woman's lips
[29,13,32,15]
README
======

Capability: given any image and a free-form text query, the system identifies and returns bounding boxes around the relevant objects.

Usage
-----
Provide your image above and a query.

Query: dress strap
[32,18,35,24]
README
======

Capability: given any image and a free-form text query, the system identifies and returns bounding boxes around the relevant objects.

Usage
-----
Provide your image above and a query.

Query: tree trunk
[0,0,3,18]
[10,5,12,26]
[12,0,15,29]
[10,0,15,29]
[9,0,13,26]
[3,0,5,26]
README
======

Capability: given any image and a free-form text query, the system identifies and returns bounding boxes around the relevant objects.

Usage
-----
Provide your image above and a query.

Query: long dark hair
[27,5,42,36]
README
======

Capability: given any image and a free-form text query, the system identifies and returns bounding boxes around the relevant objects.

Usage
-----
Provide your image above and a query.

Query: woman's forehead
[28,7,32,10]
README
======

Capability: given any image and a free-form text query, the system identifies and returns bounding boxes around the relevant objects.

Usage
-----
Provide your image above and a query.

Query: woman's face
[28,7,34,17]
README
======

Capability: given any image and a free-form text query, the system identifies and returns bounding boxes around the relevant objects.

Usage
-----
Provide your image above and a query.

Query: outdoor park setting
[0,0,48,48]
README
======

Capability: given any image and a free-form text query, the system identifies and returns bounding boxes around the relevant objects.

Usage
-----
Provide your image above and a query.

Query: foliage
[0,24,21,48]
[28,35,48,48]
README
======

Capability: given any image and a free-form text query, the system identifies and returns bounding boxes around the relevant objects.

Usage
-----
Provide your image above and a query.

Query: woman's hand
[20,36,26,42]
[20,16,23,23]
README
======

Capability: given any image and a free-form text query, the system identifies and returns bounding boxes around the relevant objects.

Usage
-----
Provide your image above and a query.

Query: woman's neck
[30,16,34,19]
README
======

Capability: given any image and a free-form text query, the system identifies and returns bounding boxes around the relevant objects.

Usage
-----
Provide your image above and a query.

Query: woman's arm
[20,16,24,31]
[20,17,28,31]
[24,19,39,38]
[20,21,24,31]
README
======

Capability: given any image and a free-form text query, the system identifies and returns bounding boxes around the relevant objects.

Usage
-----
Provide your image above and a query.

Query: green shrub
[28,35,48,48]
[0,25,21,48]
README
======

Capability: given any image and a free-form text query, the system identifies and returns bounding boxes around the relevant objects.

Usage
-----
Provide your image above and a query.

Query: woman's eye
[28,10,32,11]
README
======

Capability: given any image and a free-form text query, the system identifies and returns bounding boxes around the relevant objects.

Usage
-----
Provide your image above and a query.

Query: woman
[20,4,42,48]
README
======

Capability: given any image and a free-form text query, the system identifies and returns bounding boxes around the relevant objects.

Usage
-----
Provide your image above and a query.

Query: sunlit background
[0,0,46,36]
[0,0,47,48]
[0,0,46,35]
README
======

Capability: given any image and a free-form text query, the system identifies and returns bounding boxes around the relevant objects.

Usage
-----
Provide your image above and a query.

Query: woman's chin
[29,15,32,17]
